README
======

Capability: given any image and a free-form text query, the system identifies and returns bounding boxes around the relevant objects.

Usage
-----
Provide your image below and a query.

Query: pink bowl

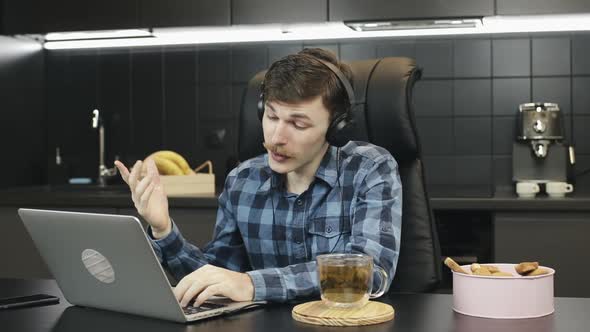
[452,263,555,319]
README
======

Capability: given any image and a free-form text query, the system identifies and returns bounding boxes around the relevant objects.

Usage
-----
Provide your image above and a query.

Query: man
[114,48,402,307]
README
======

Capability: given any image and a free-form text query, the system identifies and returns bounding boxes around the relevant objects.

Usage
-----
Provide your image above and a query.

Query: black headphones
[257,58,356,148]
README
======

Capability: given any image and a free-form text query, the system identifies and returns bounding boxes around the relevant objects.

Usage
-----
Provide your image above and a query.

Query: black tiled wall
[46,32,590,194]
[0,36,45,189]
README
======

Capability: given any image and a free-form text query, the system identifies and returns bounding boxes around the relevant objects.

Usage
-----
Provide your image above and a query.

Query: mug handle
[369,267,389,299]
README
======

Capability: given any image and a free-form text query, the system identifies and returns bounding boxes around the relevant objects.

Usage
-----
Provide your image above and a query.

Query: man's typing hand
[174,264,254,307]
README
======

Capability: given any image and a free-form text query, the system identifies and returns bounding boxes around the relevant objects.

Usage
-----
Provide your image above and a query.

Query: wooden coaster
[292,300,395,326]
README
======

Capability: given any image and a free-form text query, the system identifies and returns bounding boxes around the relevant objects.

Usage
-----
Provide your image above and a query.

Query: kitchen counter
[429,185,590,211]
[0,185,218,208]
[0,184,589,211]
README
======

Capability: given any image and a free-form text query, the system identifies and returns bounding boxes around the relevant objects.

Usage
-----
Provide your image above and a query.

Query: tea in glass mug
[317,253,388,308]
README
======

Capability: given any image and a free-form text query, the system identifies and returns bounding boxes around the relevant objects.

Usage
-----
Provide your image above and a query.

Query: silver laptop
[18,208,265,323]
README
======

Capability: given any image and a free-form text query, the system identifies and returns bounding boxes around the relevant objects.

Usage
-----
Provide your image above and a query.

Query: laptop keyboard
[183,301,227,315]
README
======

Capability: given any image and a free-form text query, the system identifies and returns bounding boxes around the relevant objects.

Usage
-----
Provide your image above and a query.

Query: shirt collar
[257,146,339,193]
[314,145,339,188]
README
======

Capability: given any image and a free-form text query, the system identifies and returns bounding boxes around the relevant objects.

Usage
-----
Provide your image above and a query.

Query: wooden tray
[160,173,215,197]
[292,300,394,326]
[160,160,215,197]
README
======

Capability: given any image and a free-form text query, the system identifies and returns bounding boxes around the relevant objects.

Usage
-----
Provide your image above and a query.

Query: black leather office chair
[238,57,442,293]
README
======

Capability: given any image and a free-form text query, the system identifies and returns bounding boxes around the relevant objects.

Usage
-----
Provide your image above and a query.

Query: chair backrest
[238,57,442,293]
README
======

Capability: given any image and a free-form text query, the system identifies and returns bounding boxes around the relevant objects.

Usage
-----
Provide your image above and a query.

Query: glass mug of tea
[317,253,388,308]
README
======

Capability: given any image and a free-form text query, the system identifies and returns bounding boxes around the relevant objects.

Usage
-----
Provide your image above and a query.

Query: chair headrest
[238,57,422,162]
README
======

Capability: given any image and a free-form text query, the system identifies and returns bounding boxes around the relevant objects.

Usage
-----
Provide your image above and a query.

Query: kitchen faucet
[91,109,118,186]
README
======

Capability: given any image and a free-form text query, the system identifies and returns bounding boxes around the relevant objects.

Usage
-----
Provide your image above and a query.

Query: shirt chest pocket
[307,216,351,252]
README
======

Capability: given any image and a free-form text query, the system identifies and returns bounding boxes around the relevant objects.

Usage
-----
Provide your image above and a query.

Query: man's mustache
[263,142,293,158]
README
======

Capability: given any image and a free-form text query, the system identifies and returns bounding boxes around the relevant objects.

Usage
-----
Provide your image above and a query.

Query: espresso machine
[512,102,575,185]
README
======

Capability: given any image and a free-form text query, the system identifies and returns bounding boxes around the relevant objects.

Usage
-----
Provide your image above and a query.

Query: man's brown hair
[262,48,353,120]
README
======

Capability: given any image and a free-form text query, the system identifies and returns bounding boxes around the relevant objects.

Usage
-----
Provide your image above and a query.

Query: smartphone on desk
[0,294,60,309]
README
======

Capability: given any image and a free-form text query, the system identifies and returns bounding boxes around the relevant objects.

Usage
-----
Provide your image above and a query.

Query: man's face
[262,96,331,175]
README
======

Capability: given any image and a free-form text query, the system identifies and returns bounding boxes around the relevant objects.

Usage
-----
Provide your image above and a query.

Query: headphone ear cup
[257,92,264,122]
[326,112,354,147]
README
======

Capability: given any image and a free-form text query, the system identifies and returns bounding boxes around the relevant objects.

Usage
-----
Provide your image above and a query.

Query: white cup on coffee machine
[516,182,540,198]
[545,182,574,198]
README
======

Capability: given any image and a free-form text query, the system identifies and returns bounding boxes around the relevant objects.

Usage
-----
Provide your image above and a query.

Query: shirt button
[296,199,303,206]
[326,226,333,233]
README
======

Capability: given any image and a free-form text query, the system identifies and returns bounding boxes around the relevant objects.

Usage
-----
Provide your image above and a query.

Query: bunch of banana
[145,150,195,176]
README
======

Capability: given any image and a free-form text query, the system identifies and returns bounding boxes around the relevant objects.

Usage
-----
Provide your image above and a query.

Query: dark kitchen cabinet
[43,0,139,32]
[0,2,6,33]
[329,0,493,21]
[168,208,217,248]
[232,0,327,24]
[2,0,45,34]
[0,207,51,279]
[494,212,590,297]
[119,208,217,249]
[0,201,217,280]
[3,0,229,34]
[141,0,230,28]
[497,0,590,15]
[2,0,139,34]
[0,207,117,279]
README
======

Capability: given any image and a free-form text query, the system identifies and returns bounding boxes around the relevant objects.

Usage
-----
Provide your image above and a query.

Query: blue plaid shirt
[149,141,402,302]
